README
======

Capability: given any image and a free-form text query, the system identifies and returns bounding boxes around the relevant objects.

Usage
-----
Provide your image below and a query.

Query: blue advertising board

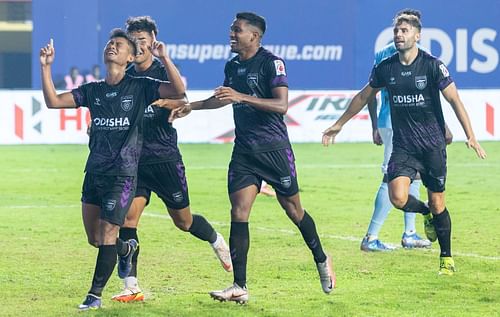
[32,0,500,89]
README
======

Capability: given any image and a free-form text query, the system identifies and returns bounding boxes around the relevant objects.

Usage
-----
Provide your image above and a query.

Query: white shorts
[379,127,393,175]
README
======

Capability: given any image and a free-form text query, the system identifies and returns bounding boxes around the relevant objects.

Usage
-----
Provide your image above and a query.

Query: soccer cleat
[401,232,432,248]
[209,283,249,304]
[111,287,145,302]
[439,257,456,276]
[316,255,336,294]
[118,239,138,279]
[211,233,233,272]
[423,214,438,242]
[360,236,394,252]
[78,294,102,311]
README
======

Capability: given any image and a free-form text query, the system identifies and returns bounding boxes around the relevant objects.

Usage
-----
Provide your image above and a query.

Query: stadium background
[0,0,498,145]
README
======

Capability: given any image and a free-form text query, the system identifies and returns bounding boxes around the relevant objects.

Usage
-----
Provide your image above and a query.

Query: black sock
[115,238,129,257]
[433,208,452,257]
[188,214,217,243]
[89,245,117,297]
[401,195,430,215]
[297,210,327,263]
[230,222,249,288]
[119,227,139,277]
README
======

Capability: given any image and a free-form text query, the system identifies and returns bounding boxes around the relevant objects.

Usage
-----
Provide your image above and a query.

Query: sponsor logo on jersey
[172,191,184,203]
[93,117,130,127]
[280,176,291,188]
[145,105,155,114]
[439,64,450,77]
[121,95,134,111]
[274,60,286,76]
[392,94,425,104]
[247,73,258,88]
[415,76,427,90]
[401,71,412,76]
[106,91,118,98]
[237,67,246,76]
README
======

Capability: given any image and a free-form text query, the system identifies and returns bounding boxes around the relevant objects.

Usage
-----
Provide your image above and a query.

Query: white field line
[141,212,500,261]
[3,204,498,261]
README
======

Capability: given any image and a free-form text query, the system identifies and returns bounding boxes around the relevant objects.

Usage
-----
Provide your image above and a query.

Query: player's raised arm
[40,39,77,109]
[322,84,380,146]
[150,32,186,99]
[441,82,486,159]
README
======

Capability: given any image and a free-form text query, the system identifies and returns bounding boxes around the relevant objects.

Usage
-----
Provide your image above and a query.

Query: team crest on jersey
[120,95,134,112]
[104,199,116,211]
[247,73,259,88]
[415,76,427,90]
[280,176,291,188]
[439,64,450,77]
[274,60,286,76]
[172,191,184,203]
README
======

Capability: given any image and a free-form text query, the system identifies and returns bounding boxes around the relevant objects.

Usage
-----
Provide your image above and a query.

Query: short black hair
[126,15,159,36]
[236,12,266,36]
[109,28,138,56]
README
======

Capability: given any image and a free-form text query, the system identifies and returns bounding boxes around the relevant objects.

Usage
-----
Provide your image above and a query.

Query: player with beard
[323,12,486,275]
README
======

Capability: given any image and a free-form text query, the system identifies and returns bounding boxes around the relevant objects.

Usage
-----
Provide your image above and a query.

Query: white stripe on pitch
[3,205,498,261]
[142,212,500,261]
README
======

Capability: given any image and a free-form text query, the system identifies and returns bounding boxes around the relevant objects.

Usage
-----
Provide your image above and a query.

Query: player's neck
[398,46,419,66]
[238,45,260,61]
[105,64,126,85]
[135,58,153,73]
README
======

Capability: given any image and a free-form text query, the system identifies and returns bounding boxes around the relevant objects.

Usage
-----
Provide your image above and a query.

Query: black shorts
[81,173,137,226]
[135,160,190,210]
[387,147,447,192]
[228,147,299,197]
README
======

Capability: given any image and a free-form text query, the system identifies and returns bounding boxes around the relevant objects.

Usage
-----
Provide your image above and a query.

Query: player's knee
[230,205,250,222]
[173,218,191,231]
[390,195,407,210]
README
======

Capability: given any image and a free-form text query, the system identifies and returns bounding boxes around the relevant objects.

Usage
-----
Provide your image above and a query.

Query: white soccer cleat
[209,283,249,304]
[316,255,336,294]
[211,233,233,272]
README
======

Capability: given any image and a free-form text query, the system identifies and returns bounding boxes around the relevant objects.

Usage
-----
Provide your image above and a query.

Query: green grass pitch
[0,142,498,317]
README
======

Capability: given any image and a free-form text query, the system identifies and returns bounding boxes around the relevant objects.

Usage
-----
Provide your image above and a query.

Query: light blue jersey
[374,43,397,129]
[374,43,427,129]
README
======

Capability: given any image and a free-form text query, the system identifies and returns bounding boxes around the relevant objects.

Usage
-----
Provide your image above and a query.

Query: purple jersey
[127,59,181,164]
[224,47,290,153]
[369,49,453,152]
[72,74,160,175]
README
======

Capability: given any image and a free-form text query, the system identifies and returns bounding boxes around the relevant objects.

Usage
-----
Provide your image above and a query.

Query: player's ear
[127,52,134,63]
[415,30,421,42]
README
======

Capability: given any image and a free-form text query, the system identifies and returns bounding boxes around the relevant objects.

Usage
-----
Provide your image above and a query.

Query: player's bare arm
[322,84,380,146]
[168,96,228,123]
[40,39,77,109]
[151,32,185,99]
[214,86,288,114]
[151,97,187,110]
[367,96,382,145]
[441,82,487,158]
